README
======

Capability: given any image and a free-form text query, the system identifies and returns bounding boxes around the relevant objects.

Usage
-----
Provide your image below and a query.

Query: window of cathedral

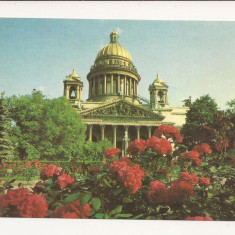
[109,60,113,65]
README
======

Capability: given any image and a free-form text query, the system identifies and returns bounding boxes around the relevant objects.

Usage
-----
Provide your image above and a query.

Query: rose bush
[0,125,234,220]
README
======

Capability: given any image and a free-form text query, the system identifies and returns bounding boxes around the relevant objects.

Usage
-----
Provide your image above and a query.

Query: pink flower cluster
[154,125,183,143]
[127,139,146,156]
[50,200,91,218]
[104,148,120,160]
[146,136,172,155]
[1,187,48,218]
[192,143,212,156]
[109,158,145,194]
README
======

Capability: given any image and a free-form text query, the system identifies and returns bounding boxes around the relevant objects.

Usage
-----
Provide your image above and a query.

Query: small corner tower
[63,69,83,102]
[149,74,169,109]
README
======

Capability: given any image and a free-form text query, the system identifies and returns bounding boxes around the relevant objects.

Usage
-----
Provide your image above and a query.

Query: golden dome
[95,30,132,62]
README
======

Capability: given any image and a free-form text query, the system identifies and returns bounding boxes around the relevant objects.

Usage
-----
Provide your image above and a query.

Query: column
[165,90,168,105]
[124,76,126,95]
[101,125,105,140]
[77,87,80,100]
[88,124,93,141]
[104,74,107,94]
[137,81,139,96]
[154,91,157,107]
[133,80,136,95]
[129,77,131,95]
[147,126,152,138]
[118,74,120,92]
[111,74,113,94]
[113,125,117,148]
[66,86,70,99]
[124,125,129,155]
[136,126,140,139]
[89,81,92,98]
[98,76,100,95]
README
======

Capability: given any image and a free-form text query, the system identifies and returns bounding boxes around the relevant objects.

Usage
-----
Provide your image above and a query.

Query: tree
[7,91,87,161]
[181,94,219,149]
[0,92,13,160]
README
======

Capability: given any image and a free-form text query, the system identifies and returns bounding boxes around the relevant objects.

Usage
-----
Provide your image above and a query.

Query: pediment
[81,99,164,121]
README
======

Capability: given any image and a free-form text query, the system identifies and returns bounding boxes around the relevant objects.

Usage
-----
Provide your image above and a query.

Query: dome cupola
[87,30,141,103]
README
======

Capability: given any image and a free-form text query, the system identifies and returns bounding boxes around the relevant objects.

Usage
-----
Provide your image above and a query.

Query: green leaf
[91,197,101,211]
[64,192,81,204]
[109,205,123,216]
[95,213,105,219]
[146,216,157,220]
[8,179,16,184]
[103,178,112,188]
[80,192,92,206]
[201,162,208,166]
[210,166,217,173]
[115,214,133,218]
[123,197,133,203]
[113,187,123,196]
[132,214,144,219]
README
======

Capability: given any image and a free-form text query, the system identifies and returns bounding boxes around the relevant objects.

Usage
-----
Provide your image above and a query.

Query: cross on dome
[110,29,119,43]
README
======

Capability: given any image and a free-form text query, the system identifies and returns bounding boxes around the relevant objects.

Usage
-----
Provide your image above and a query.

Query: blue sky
[0,19,234,109]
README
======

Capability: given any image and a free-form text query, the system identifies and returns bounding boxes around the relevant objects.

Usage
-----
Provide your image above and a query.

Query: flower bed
[0,125,235,220]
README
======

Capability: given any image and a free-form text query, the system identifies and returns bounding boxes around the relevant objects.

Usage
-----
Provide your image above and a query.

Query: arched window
[69,86,77,99]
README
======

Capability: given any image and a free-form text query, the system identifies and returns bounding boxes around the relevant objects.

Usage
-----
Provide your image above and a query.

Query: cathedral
[63,30,189,153]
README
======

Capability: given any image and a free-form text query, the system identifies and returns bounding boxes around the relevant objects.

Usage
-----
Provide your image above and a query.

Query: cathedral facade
[63,30,188,153]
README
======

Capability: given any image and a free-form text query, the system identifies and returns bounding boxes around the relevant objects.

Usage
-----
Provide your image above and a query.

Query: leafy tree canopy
[0,92,13,160]
[181,94,219,148]
[7,91,87,161]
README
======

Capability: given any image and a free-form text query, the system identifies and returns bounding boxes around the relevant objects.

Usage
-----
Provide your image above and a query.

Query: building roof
[95,30,132,62]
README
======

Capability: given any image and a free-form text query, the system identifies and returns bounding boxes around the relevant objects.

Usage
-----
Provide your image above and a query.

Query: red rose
[17,194,48,218]
[50,200,90,219]
[147,180,168,204]
[104,148,120,160]
[192,143,212,156]
[186,151,201,166]
[180,171,199,184]
[118,165,145,194]
[169,179,195,201]
[215,140,229,152]
[186,216,213,221]
[2,187,30,207]
[120,156,132,165]
[40,164,62,180]
[57,171,75,189]
[127,139,146,156]
[146,136,172,155]
[154,125,183,143]
[109,160,129,174]
[199,177,210,186]
[166,173,171,178]
[89,167,101,174]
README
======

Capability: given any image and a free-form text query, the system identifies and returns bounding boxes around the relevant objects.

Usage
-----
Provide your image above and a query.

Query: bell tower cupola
[149,74,169,109]
[64,69,83,103]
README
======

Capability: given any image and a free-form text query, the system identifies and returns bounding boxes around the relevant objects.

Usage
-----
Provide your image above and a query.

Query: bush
[0,125,234,220]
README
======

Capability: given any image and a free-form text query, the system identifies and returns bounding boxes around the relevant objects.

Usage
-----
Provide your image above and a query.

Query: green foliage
[80,138,112,162]
[181,94,219,148]
[6,92,86,160]
[0,92,14,160]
